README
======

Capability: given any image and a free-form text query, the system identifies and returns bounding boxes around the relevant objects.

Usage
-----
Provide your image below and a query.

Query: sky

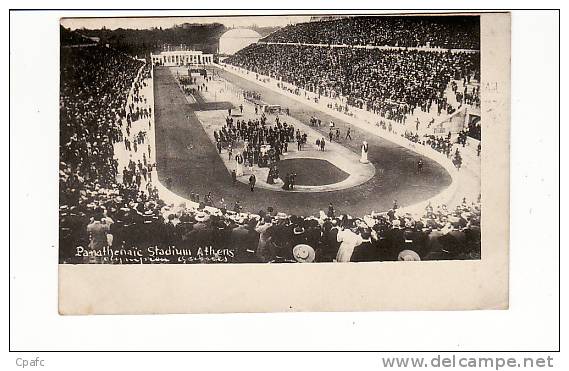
[61,15,313,30]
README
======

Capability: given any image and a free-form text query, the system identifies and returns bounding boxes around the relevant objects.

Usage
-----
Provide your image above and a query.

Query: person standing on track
[346,127,352,140]
[234,200,242,213]
[249,174,256,192]
[328,203,335,218]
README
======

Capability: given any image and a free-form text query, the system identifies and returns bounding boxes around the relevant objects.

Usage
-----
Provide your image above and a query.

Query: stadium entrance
[151,50,214,67]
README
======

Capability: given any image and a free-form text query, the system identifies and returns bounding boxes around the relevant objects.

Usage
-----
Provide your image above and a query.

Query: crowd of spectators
[262,16,480,50]
[62,190,481,263]
[61,26,96,46]
[403,130,464,170]
[215,115,299,160]
[451,80,481,110]
[226,44,479,124]
[59,41,154,260]
[60,45,144,206]
[59,31,481,264]
[61,164,479,267]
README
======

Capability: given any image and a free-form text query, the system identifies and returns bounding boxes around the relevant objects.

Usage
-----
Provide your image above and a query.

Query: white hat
[194,212,209,222]
[398,250,421,261]
[293,244,315,263]
[293,226,305,235]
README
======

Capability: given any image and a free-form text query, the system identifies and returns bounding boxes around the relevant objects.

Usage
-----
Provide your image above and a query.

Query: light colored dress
[235,162,243,177]
[235,154,244,176]
[255,223,274,262]
[360,142,369,163]
[335,229,363,262]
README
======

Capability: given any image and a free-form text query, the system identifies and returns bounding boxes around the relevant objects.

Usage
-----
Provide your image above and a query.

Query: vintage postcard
[58,12,510,314]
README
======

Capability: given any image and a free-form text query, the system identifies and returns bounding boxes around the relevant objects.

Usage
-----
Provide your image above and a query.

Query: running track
[153,66,451,216]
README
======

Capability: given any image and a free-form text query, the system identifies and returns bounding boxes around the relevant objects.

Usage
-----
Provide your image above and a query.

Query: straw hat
[276,212,288,220]
[194,211,209,222]
[398,250,421,261]
[292,244,315,263]
[293,226,305,235]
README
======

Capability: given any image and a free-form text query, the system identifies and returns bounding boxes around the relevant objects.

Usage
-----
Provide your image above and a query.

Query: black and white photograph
[8,5,561,357]
[59,14,485,266]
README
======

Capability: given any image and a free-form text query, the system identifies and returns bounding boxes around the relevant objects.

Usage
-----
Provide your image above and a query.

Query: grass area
[277,158,349,186]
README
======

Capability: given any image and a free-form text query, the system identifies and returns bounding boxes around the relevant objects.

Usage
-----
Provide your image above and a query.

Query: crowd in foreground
[61,187,481,263]
[226,44,479,125]
[261,16,480,50]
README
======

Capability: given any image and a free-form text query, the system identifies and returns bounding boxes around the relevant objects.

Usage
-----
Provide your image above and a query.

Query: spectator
[226,45,479,124]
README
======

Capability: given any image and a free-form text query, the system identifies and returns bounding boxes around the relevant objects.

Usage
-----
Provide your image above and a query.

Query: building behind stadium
[151,46,214,66]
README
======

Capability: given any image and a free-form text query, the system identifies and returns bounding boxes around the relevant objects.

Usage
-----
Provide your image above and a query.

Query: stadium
[59,15,482,264]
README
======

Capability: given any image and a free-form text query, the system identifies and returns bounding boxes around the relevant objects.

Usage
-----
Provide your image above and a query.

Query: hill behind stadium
[67,23,280,57]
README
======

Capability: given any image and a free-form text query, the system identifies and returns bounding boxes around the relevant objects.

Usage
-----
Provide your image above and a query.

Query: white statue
[360,141,369,163]
[235,153,244,176]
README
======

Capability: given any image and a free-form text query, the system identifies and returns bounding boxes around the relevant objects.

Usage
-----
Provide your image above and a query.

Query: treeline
[61,25,96,46]
[76,23,228,57]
